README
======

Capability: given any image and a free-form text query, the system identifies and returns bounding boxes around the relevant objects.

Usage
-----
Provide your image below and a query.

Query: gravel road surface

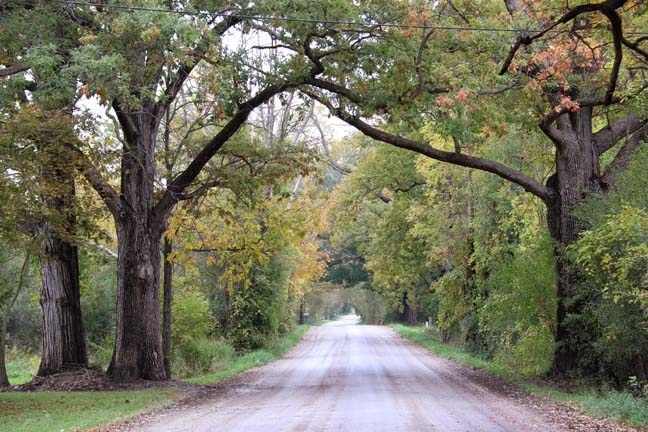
[133,315,562,432]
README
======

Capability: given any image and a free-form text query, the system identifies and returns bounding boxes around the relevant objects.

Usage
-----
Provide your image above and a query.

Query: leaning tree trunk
[543,105,603,374]
[37,156,87,376]
[107,110,166,382]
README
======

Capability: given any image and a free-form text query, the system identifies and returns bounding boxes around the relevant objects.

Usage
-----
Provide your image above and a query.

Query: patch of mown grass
[392,324,648,428]
[186,324,309,385]
[0,388,179,432]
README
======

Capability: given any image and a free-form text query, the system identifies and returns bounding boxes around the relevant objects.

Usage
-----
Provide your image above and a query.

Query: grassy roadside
[1,325,310,432]
[392,324,648,428]
[185,324,310,385]
[0,388,180,432]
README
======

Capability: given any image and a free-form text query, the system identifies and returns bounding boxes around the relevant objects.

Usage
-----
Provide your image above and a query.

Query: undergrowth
[185,324,309,385]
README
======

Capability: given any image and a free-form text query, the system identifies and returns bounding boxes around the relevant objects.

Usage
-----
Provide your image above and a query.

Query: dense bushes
[229,250,296,351]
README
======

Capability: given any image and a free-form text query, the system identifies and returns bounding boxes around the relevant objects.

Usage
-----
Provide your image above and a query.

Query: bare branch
[601,122,648,186]
[0,62,30,78]
[594,114,646,155]
[602,9,623,104]
[153,82,300,221]
[63,143,122,218]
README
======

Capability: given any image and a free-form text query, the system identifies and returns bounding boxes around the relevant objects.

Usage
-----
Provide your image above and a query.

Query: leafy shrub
[229,251,294,352]
[479,231,556,375]
[172,288,213,350]
[88,336,113,370]
[568,207,648,382]
[174,338,235,378]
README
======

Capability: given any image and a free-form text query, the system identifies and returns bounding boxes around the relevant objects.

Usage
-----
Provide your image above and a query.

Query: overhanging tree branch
[302,87,550,202]
[499,0,629,104]
[153,82,298,221]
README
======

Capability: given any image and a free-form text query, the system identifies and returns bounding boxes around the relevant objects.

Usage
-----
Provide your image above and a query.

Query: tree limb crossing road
[135,316,562,431]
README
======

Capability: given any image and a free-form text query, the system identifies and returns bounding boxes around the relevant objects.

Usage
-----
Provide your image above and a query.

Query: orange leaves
[435,89,470,109]
[397,10,432,39]
[77,83,109,105]
[435,95,454,108]
[555,94,580,113]
[455,88,469,104]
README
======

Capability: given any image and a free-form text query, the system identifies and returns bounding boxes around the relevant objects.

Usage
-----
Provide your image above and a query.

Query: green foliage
[229,249,296,351]
[565,145,648,382]
[174,338,235,378]
[568,207,648,381]
[343,284,387,325]
[574,207,648,309]
[184,325,309,385]
[172,288,213,350]
[5,346,38,385]
[80,249,116,348]
[479,231,556,376]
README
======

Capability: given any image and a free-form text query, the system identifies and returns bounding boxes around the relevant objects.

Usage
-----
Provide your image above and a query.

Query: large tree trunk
[37,155,87,376]
[107,214,166,381]
[37,229,88,375]
[544,106,603,374]
[107,109,166,382]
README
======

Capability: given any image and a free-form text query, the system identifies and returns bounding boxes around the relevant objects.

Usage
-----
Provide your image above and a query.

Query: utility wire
[44,0,648,35]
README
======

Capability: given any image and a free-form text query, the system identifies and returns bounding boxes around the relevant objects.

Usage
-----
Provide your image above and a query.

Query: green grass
[0,388,179,432]
[1,325,309,430]
[392,324,511,377]
[186,324,309,385]
[392,324,648,428]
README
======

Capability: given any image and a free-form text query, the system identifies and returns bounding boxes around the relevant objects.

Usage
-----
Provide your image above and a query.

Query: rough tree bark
[104,107,167,382]
[543,105,601,373]
[37,149,87,376]
[37,227,87,375]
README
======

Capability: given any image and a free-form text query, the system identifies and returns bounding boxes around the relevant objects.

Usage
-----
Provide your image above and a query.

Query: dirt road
[134,316,561,432]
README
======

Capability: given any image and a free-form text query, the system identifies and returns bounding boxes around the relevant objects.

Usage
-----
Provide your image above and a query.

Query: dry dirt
[90,316,646,432]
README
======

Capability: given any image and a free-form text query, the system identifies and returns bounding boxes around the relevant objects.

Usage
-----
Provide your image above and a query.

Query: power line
[44,0,648,36]
[36,0,556,33]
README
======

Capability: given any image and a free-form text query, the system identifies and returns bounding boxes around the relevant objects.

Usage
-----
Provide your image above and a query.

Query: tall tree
[296,0,648,373]
[23,0,341,381]
[1,3,89,376]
